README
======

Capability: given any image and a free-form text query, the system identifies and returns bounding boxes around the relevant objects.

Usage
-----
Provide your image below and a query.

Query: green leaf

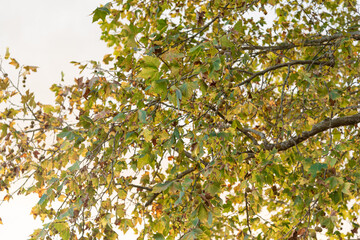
[330,190,342,204]
[342,182,352,195]
[137,154,150,169]
[152,181,172,193]
[47,177,59,185]
[179,81,198,99]
[175,88,182,107]
[174,190,185,206]
[0,124,8,139]
[327,176,339,189]
[57,131,69,139]
[212,57,221,71]
[92,6,110,22]
[308,163,327,177]
[68,161,80,172]
[54,222,70,240]
[198,203,208,223]
[182,228,203,240]
[58,208,73,220]
[138,109,147,123]
[326,156,337,167]
[113,112,125,122]
[151,79,168,97]
[138,67,159,79]
[142,56,160,69]
[38,194,48,206]
[329,89,341,100]
[220,36,233,48]
[208,211,213,225]
[189,44,203,57]
[153,233,165,240]
[206,182,221,196]
[233,20,243,32]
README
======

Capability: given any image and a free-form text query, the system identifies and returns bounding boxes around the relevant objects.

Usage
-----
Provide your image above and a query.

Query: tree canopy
[1,0,360,239]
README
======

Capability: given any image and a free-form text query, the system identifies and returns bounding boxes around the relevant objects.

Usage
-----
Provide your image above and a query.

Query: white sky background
[0,1,136,239]
[0,0,110,103]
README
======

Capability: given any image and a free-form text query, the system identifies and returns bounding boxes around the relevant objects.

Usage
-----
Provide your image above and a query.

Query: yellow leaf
[30,205,40,219]
[152,41,163,45]
[58,195,66,202]
[9,58,20,69]
[142,128,152,142]
[121,81,129,87]
[40,213,47,221]
[268,0,276,6]
[43,105,54,114]
[5,48,10,59]
[307,117,316,126]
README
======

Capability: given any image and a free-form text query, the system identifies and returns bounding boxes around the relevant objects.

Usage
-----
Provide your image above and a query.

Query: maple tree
[1,0,360,239]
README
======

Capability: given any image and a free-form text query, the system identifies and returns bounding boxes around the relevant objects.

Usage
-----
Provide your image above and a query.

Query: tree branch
[265,113,360,151]
[206,101,360,154]
[235,60,334,87]
[245,191,252,235]
[144,150,196,207]
[239,31,360,52]
[128,184,153,191]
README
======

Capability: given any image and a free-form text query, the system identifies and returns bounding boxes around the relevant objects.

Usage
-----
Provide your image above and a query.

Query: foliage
[1,0,360,239]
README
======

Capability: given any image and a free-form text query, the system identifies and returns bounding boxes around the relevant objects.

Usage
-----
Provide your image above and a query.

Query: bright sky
[0,0,110,103]
[0,1,122,239]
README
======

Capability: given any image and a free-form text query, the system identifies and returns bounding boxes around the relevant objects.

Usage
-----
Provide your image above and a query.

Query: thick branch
[206,101,360,153]
[265,113,360,151]
[240,31,360,51]
[236,60,334,87]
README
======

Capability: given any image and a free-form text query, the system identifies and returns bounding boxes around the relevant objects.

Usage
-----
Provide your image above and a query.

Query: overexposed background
[0,0,110,103]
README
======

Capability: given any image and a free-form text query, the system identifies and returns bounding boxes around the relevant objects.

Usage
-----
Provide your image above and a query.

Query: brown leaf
[297,228,307,237]
[196,11,205,26]
[83,87,91,99]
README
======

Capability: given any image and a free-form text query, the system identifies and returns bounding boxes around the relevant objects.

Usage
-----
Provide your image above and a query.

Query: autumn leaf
[35,187,46,198]
[9,58,19,69]
[4,47,10,59]
[23,65,38,72]
[3,195,11,202]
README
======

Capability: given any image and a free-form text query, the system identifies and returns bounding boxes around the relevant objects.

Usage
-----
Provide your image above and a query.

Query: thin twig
[245,192,252,235]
